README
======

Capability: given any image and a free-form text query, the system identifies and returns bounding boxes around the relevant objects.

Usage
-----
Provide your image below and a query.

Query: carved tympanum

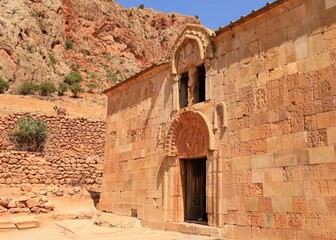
[176,40,201,74]
[172,24,215,74]
[165,111,214,158]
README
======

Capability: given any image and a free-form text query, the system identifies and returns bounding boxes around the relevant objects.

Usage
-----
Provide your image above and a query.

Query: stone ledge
[141,220,221,238]
[0,217,39,230]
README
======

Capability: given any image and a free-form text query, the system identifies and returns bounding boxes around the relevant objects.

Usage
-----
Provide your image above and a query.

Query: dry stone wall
[0,113,106,188]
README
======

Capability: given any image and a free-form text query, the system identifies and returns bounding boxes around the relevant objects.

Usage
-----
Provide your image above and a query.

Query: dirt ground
[0,187,218,240]
[0,94,106,119]
[0,219,219,240]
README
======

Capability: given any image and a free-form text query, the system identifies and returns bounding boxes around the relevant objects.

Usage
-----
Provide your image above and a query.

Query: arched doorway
[164,110,215,224]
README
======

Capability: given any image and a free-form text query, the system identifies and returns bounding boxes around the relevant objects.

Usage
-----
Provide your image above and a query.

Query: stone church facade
[100,0,336,238]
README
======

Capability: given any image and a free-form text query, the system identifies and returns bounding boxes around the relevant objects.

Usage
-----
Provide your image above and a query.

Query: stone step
[0,217,39,230]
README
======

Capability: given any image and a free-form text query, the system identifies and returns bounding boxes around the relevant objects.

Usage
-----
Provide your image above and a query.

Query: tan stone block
[257,71,269,86]
[309,145,335,164]
[327,127,336,145]
[295,35,308,60]
[308,33,323,56]
[266,137,279,153]
[119,143,132,153]
[234,225,251,240]
[231,156,250,171]
[245,197,259,211]
[258,197,273,212]
[283,182,304,196]
[264,168,285,182]
[287,62,298,75]
[264,212,275,228]
[12,217,39,229]
[273,152,298,167]
[272,197,293,212]
[250,153,274,169]
[252,169,264,183]
[240,128,250,142]
[269,66,285,80]
[316,111,330,129]
[317,51,332,68]
[220,224,235,239]
[0,221,17,229]
[264,183,282,197]
[326,0,336,9]
[331,111,336,126]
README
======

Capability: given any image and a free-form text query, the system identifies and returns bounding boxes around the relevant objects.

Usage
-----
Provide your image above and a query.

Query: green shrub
[138,4,144,9]
[65,71,82,85]
[69,83,84,98]
[86,82,98,93]
[195,15,199,20]
[18,81,39,95]
[10,117,48,151]
[106,71,120,84]
[0,78,9,93]
[65,39,73,50]
[49,55,57,65]
[39,81,56,96]
[58,82,68,96]
[160,36,168,44]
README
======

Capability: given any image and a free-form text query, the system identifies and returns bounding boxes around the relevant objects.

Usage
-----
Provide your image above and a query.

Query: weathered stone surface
[12,217,39,229]
[43,202,55,210]
[26,198,40,209]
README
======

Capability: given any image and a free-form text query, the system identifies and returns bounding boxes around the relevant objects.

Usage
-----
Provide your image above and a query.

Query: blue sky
[115,1,273,29]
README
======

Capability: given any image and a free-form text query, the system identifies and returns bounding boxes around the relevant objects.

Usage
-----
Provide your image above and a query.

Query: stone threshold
[141,220,224,239]
[0,216,39,230]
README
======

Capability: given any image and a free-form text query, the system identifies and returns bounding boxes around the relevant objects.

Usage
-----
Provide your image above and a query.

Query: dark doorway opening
[183,158,207,224]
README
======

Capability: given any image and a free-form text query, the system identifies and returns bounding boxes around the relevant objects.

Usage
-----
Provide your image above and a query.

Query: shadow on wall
[88,189,101,207]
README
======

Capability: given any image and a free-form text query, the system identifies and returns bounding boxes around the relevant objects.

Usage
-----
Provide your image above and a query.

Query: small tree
[138,4,144,9]
[65,39,74,50]
[65,71,82,85]
[49,55,58,65]
[0,78,9,93]
[10,117,48,151]
[39,81,56,96]
[58,82,68,96]
[69,83,84,98]
[18,81,39,95]
[86,81,98,93]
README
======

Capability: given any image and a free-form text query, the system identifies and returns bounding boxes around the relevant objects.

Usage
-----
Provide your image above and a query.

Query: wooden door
[185,159,206,222]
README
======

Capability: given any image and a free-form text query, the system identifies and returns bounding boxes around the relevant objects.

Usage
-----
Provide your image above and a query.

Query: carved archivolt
[172,24,216,74]
[165,110,215,158]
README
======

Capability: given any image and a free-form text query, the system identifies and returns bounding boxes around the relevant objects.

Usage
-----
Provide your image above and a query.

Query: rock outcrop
[0,0,199,91]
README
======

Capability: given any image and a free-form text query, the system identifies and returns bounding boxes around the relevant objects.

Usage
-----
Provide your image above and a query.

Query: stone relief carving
[172,24,216,74]
[175,123,207,158]
[110,131,117,148]
[165,111,215,158]
[255,88,267,111]
[176,41,201,74]
[214,102,227,130]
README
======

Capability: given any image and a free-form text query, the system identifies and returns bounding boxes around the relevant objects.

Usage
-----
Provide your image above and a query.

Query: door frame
[183,158,207,223]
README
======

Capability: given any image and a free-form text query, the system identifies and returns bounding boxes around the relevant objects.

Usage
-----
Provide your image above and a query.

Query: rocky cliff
[0,0,199,91]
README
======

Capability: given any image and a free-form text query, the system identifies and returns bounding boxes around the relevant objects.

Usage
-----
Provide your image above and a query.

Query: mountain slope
[0,0,199,92]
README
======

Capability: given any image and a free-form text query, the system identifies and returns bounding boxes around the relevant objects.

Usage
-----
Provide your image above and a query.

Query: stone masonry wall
[0,113,106,188]
[100,0,336,239]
